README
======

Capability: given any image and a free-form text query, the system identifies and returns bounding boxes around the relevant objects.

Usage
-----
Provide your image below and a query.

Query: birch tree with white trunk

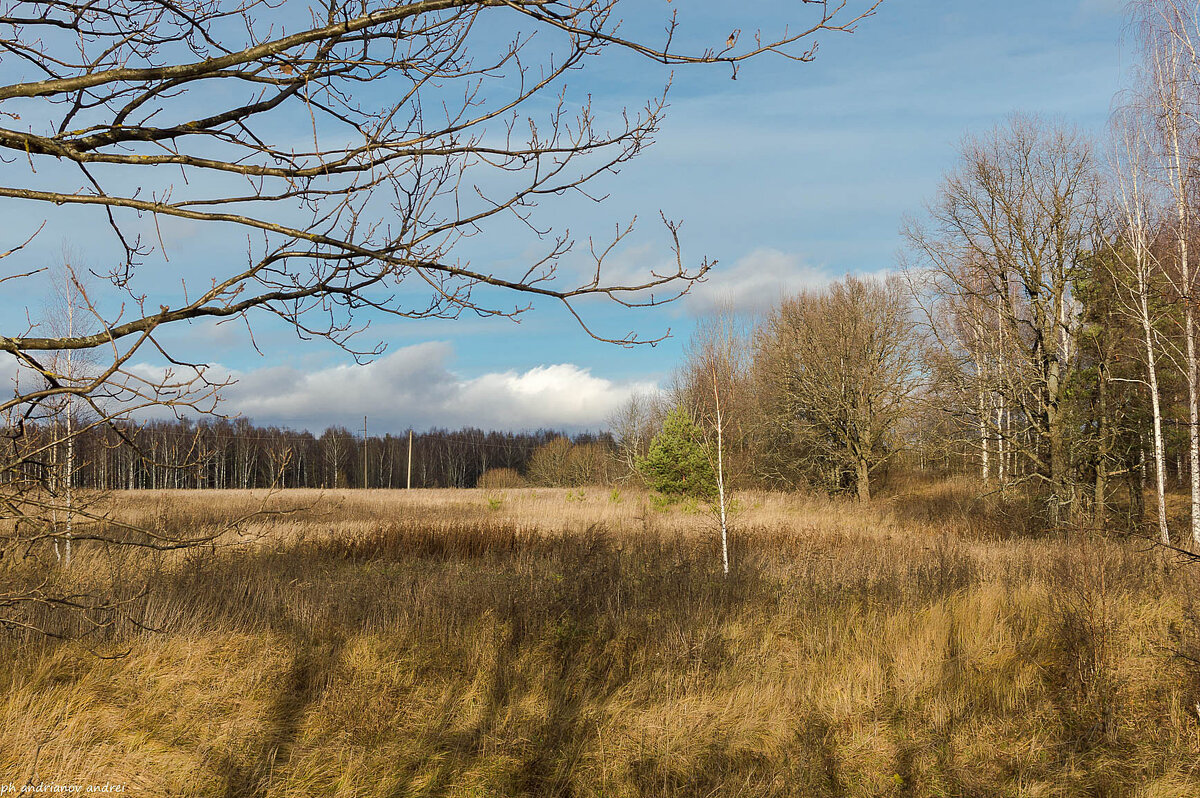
[1135,0,1200,545]
[1108,107,1172,544]
[905,116,1100,522]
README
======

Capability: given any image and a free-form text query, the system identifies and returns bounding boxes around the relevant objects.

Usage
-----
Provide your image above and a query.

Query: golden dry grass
[2,483,1200,796]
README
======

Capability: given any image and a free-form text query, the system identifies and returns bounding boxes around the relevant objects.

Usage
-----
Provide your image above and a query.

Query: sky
[2,0,1132,434]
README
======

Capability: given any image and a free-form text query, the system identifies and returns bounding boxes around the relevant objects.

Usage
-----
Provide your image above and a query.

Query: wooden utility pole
[362,415,368,489]
[407,428,414,490]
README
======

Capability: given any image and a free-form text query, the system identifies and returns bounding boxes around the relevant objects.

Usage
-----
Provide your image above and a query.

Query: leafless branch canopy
[0,0,880,356]
[0,0,881,636]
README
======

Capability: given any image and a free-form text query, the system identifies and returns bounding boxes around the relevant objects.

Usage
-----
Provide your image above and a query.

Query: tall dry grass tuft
[0,484,1198,796]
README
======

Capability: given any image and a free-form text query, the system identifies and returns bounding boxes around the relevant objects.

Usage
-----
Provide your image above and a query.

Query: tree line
[609,2,1200,544]
[20,418,614,491]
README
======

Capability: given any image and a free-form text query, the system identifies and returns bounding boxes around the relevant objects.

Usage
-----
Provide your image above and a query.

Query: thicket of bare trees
[609,0,1200,535]
[524,435,616,487]
[756,276,915,502]
[905,117,1102,520]
[628,276,914,504]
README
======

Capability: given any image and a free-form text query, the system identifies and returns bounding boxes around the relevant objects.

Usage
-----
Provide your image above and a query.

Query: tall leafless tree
[756,275,916,503]
[672,308,754,487]
[1108,107,1173,543]
[1131,0,1200,546]
[608,389,661,483]
[675,311,749,572]
[0,0,882,636]
[906,116,1102,522]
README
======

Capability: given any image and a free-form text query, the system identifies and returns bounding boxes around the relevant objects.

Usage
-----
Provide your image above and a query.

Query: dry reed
[1,482,1197,796]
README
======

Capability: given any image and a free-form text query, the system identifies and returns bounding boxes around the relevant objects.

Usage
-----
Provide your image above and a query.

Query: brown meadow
[2,482,1199,796]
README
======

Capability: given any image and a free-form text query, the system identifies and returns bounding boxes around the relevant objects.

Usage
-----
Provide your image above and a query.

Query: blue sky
[3,0,1130,433]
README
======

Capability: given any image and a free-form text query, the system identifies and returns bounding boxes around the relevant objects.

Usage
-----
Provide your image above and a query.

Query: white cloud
[685,248,891,316]
[578,244,894,317]
[454,364,655,430]
[0,334,657,434]
[0,353,20,394]
[183,342,654,433]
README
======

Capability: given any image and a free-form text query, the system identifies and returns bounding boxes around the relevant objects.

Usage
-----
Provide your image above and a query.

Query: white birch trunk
[1112,92,1173,544]
[64,279,75,567]
[64,383,73,566]
[972,328,989,483]
[712,367,729,576]
[1140,278,1171,545]
[1166,111,1200,546]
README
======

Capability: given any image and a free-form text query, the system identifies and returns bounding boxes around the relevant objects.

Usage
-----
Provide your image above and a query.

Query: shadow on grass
[142,523,763,796]
[2,514,1187,797]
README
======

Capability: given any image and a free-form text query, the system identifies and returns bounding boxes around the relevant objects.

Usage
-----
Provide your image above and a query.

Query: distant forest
[44,419,614,490]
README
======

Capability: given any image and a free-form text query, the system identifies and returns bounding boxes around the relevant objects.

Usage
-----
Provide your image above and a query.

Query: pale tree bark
[1137,0,1200,545]
[1142,283,1171,544]
[676,310,748,572]
[1109,109,1171,543]
[1094,355,1110,527]
[997,294,1008,487]
[62,277,76,567]
[1163,60,1200,548]
[673,308,754,490]
[711,363,730,576]
[905,116,1098,520]
[43,260,92,567]
[973,320,991,483]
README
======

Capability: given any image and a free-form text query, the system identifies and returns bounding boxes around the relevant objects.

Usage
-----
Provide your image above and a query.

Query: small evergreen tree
[637,407,717,500]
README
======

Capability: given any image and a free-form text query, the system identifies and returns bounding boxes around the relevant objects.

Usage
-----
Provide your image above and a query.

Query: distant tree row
[17,418,614,491]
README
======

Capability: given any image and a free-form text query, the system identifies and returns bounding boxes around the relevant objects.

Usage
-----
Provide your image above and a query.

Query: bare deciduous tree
[756,275,916,503]
[1131,0,1200,545]
[609,389,661,484]
[675,312,750,573]
[672,309,753,485]
[1107,107,1172,543]
[906,116,1101,521]
[0,0,882,635]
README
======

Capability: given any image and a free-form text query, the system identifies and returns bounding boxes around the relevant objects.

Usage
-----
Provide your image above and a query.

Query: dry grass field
[3,481,1200,796]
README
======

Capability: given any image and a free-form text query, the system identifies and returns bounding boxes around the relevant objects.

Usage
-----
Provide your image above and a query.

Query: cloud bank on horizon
[203,245,887,433]
[202,342,656,434]
[0,339,653,434]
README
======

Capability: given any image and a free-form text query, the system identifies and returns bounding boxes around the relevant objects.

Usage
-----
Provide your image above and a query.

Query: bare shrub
[527,438,615,486]
[477,468,529,490]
